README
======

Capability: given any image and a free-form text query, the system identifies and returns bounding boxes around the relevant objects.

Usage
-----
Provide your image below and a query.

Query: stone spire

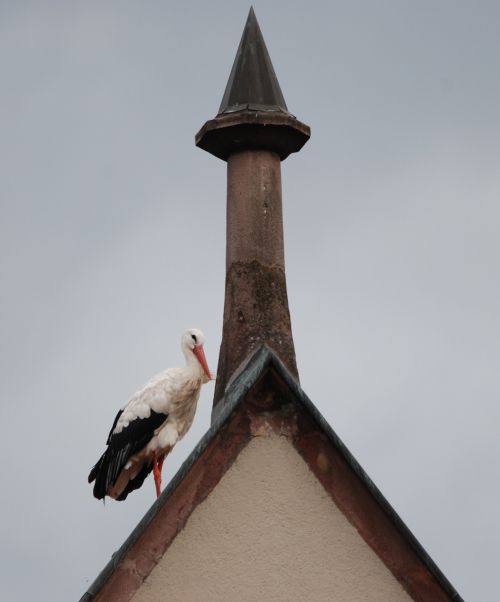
[196,8,310,416]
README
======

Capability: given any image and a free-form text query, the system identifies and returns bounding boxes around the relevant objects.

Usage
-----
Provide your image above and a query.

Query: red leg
[157,453,165,476]
[152,453,162,498]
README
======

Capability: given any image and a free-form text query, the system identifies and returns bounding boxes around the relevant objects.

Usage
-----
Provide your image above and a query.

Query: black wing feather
[116,462,154,501]
[106,409,123,444]
[88,409,167,500]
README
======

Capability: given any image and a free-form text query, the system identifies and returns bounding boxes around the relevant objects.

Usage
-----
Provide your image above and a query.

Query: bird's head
[182,328,213,381]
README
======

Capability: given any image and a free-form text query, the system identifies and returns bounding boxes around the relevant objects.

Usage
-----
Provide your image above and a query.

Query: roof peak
[218,7,288,115]
[80,344,463,602]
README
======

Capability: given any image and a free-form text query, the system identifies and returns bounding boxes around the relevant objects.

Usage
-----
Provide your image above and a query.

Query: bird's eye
[191,334,197,343]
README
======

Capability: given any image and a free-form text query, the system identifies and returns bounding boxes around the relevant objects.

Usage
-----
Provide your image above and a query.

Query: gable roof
[80,346,463,602]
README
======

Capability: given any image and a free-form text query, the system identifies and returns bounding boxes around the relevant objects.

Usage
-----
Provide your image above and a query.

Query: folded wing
[88,408,168,500]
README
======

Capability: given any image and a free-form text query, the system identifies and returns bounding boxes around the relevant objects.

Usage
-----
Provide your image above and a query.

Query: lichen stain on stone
[316,451,331,474]
[250,415,275,437]
[121,559,140,578]
[214,258,298,404]
[249,412,296,438]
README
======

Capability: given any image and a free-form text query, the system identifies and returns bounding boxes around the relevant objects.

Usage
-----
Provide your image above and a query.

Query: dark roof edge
[261,348,464,602]
[80,345,463,602]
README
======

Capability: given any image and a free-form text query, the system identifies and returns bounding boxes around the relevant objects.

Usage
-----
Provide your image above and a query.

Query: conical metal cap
[196,7,310,161]
[218,7,288,115]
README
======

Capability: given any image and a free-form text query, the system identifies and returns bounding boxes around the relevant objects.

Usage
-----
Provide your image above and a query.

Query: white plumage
[88,328,213,501]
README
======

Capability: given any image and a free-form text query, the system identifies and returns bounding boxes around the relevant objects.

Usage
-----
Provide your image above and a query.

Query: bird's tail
[88,455,104,485]
[88,443,138,500]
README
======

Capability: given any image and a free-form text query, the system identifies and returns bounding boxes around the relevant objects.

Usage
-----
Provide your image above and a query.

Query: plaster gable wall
[131,435,411,602]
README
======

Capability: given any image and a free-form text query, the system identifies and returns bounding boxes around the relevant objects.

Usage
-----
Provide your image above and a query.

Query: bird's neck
[182,347,205,381]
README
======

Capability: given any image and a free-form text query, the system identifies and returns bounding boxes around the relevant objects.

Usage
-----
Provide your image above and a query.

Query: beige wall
[132,435,411,602]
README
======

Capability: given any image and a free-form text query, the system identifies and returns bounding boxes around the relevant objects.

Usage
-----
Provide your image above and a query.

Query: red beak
[193,345,213,380]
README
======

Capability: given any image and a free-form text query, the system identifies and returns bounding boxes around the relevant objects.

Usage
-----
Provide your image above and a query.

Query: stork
[88,328,213,501]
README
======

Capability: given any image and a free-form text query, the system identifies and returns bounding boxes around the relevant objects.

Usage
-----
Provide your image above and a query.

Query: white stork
[88,328,213,501]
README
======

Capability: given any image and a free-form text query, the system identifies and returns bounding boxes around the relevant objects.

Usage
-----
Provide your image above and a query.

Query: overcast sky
[1,2,499,600]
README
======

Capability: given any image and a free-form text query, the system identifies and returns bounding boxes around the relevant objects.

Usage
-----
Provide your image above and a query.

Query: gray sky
[1,2,499,600]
